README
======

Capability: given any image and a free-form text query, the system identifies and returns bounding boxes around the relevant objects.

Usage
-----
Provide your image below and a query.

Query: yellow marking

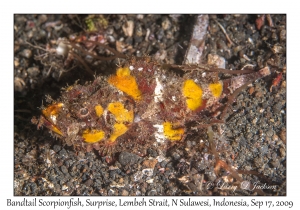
[109,123,128,142]
[108,67,142,101]
[107,102,134,123]
[163,122,184,141]
[95,105,104,117]
[182,80,203,111]
[106,102,134,142]
[116,67,131,76]
[50,125,64,136]
[42,103,64,124]
[209,82,223,98]
[82,129,105,143]
[41,115,64,136]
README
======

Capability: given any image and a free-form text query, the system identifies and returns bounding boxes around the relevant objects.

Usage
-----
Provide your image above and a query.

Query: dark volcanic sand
[14,14,286,196]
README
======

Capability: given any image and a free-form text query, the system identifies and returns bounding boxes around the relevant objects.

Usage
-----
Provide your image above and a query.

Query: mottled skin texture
[34,57,270,157]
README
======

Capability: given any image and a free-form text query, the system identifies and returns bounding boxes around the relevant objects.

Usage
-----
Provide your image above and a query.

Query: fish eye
[79,107,89,118]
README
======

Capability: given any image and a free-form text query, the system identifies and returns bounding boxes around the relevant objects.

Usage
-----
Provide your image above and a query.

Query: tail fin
[223,66,271,94]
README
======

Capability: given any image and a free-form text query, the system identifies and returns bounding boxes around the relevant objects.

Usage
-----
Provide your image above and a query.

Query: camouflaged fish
[32,56,272,156]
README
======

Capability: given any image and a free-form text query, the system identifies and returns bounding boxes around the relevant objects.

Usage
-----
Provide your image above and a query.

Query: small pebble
[121,189,129,196]
[61,165,68,174]
[133,171,143,182]
[27,67,40,77]
[118,152,140,166]
[142,168,154,177]
[122,20,134,37]
[142,158,158,169]
[162,17,171,30]
[207,53,225,69]
[20,49,32,59]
